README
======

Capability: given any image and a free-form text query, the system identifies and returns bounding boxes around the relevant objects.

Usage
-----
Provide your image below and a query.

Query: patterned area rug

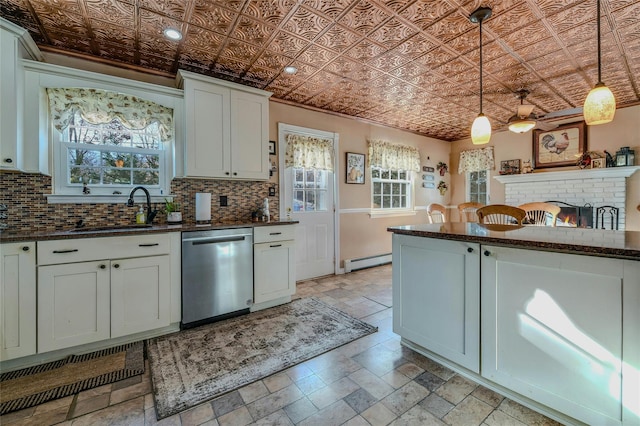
[147,297,378,419]
[0,341,144,415]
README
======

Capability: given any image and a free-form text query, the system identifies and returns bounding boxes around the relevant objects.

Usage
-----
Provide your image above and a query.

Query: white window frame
[370,167,415,218]
[466,169,490,204]
[53,114,167,197]
[22,60,183,204]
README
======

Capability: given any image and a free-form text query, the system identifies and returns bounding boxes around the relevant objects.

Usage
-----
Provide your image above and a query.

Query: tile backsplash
[0,172,279,233]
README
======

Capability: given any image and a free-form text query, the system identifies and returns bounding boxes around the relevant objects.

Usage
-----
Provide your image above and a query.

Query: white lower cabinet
[111,255,170,338]
[392,235,480,372]
[253,225,296,310]
[481,245,638,426]
[392,234,640,425]
[38,261,111,352]
[36,234,174,354]
[1,242,36,360]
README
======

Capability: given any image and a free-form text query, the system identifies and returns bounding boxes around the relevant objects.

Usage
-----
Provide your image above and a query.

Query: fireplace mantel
[493,166,639,184]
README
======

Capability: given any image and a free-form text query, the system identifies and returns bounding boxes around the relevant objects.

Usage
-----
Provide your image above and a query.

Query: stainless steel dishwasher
[181,227,253,329]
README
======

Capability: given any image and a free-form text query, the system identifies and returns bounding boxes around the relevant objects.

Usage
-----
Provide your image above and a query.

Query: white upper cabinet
[0,18,41,172]
[178,70,271,180]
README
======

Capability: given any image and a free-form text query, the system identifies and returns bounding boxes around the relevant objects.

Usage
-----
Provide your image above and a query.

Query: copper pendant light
[583,0,616,125]
[469,7,492,145]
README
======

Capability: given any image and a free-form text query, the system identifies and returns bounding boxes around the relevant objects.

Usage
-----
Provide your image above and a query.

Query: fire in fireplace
[546,201,594,228]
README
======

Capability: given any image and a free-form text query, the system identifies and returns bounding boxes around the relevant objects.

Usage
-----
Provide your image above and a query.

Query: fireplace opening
[545,201,593,228]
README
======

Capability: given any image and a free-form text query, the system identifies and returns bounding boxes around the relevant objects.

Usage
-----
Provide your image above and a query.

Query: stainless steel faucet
[126,186,157,224]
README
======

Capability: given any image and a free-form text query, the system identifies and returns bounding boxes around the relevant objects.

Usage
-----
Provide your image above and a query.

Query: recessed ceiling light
[283,66,297,74]
[163,28,182,41]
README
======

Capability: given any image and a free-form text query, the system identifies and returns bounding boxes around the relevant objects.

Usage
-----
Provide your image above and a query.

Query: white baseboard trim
[344,253,392,273]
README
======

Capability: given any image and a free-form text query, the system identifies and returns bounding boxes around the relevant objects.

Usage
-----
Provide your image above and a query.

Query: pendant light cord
[479,18,483,114]
[596,0,602,84]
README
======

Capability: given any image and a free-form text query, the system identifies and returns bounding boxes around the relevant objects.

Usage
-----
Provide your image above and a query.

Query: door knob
[467,247,474,253]
[113,263,120,269]
[484,250,491,257]
[99,264,106,269]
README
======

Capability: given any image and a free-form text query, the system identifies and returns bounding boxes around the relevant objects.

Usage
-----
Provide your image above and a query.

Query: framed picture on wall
[346,152,365,184]
[533,121,587,169]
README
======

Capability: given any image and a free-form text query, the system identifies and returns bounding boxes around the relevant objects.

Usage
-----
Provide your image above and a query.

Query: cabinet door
[254,240,295,304]
[392,235,480,372]
[110,255,171,338]
[184,79,230,178]
[0,242,36,360]
[230,90,269,180]
[38,261,110,353]
[0,29,20,171]
[481,246,625,425]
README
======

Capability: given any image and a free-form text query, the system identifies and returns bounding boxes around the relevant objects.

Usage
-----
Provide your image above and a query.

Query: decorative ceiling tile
[283,6,332,41]
[340,0,391,35]
[90,19,136,47]
[190,2,238,32]
[4,0,639,141]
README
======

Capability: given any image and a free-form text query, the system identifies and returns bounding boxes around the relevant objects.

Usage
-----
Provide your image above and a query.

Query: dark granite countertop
[0,221,298,243]
[388,223,640,261]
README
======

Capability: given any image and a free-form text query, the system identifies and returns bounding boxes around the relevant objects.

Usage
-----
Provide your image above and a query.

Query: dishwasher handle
[190,235,248,245]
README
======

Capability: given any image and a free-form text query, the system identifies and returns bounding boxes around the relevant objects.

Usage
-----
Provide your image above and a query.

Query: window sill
[369,209,417,219]
[46,194,173,204]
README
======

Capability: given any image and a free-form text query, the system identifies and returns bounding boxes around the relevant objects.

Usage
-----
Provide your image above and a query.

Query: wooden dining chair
[457,202,483,223]
[426,203,446,224]
[476,205,527,226]
[518,202,561,227]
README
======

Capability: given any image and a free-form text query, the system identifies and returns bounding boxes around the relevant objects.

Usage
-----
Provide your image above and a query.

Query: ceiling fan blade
[535,121,558,131]
[538,107,583,120]
[517,104,535,117]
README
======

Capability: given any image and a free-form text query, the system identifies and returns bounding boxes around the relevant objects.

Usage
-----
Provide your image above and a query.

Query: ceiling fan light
[508,117,536,133]
[584,82,616,125]
[471,113,491,145]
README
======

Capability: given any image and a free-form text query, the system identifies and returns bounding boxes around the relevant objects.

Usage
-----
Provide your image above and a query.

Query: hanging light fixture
[469,6,492,145]
[583,0,616,125]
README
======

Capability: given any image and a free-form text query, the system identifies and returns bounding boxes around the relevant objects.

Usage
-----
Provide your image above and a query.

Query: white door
[279,124,338,281]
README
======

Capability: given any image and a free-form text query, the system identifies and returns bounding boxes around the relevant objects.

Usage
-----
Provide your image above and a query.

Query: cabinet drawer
[38,234,171,265]
[254,225,296,243]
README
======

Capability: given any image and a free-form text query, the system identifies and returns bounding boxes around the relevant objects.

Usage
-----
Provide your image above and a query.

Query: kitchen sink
[69,224,153,232]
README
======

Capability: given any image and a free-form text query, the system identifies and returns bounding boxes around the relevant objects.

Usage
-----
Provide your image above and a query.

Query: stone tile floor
[1,265,563,426]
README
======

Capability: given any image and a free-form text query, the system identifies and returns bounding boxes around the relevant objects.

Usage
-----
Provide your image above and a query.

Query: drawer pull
[113,263,120,269]
[467,247,474,253]
[269,232,282,235]
[52,249,79,254]
[484,250,491,257]
[270,244,282,248]
[22,246,30,252]
[99,264,106,269]
[139,243,160,247]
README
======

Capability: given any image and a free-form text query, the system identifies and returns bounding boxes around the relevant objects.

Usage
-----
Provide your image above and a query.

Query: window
[467,170,489,204]
[60,112,164,190]
[292,167,328,212]
[372,167,412,210]
[47,87,175,199]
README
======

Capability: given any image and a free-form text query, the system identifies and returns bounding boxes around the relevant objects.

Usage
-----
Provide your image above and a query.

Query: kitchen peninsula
[388,223,639,426]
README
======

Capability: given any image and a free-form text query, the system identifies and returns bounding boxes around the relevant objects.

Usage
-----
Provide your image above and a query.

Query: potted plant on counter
[164,198,182,223]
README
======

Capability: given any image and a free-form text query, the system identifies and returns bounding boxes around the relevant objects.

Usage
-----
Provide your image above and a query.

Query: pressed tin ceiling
[1,0,639,141]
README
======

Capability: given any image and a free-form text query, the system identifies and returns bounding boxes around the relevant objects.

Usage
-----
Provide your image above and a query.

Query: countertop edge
[0,221,299,243]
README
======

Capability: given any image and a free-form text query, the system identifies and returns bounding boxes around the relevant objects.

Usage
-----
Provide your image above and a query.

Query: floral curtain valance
[458,146,495,174]
[284,134,334,171]
[46,88,174,143]
[367,139,420,172]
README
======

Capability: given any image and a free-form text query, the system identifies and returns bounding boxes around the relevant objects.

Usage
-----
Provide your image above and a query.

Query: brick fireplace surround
[495,167,640,231]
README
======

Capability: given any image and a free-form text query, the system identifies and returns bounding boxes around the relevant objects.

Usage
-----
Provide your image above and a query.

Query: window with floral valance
[46,88,174,142]
[284,134,334,171]
[367,139,421,172]
[458,146,495,174]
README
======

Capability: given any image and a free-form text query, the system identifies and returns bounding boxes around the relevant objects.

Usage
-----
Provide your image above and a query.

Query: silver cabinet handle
[52,249,79,254]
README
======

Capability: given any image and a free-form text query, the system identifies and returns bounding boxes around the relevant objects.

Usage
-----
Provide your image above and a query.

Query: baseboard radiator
[344,253,392,273]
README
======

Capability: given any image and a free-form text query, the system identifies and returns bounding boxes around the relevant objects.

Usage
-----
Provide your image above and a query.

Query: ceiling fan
[507,89,559,133]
